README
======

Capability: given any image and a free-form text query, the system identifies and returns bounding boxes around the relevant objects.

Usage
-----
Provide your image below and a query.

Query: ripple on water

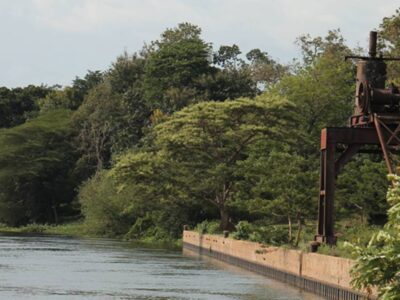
[0,234,323,300]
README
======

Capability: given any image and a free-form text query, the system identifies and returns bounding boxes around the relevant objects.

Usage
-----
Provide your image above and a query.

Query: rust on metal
[315,31,400,246]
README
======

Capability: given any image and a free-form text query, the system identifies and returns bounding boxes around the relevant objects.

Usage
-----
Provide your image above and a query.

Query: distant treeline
[0,12,399,243]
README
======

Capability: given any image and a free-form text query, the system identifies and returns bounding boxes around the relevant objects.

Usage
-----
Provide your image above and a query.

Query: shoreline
[0,223,182,250]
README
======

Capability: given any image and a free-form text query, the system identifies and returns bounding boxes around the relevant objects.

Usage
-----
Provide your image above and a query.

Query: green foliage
[2,18,398,252]
[0,110,78,225]
[0,85,52,128]
[195,220,221,234]
[73,55,149,177]
[200,67,257,101]
[347,175,400,299]
[73,82,132,172]
[112,94,294,233]
[143,23,213,112]
[231,221,253,240]
[231,221,290,245]
[39,71,103,112]
[0,222,94,237]
[378,9,400,85]
[78,171,134,237]
[108,52,145,94]
[336,158,388,223]
[236,150,317,245]
[246,48,288,87]
[272,29,354,150]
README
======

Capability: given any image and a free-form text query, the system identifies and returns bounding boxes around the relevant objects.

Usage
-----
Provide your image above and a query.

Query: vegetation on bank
[0,222,88,236]
[0,222,181,248]
[346,175,400,299]
[0,9,400,298]
[193,219,382,259]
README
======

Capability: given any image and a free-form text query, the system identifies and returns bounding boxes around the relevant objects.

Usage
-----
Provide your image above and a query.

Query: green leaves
[348,175,400,299]
[0,110,78,225]
[110,94,294,231]
[143,23,212,112]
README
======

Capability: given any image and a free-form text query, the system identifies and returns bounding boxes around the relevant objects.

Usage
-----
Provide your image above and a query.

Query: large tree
[0,110,78,225]
[143,23,213,112]
[112,94,294,230]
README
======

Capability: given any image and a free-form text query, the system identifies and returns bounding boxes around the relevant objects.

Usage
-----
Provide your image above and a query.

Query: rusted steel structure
[316,31,400,245]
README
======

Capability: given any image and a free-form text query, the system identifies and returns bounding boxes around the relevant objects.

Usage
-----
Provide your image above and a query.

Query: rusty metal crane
[315,31,400,246]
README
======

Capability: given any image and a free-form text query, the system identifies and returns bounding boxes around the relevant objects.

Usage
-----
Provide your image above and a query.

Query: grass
[0,221,93,237]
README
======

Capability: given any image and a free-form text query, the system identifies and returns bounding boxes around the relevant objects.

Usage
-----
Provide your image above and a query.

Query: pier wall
[183,230,376,300]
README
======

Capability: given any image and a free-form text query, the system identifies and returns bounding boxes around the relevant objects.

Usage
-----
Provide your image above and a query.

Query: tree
[112,94,294,230]
[73,53,151,176]
[246,48,288,88]
[347,175,400,299]
[236,150,317,245]
[39,71,104,112]
[202,44,258,101]
[73,82,128,173]
[295,29,350,66]
[108,52,145,94]
[213,44,243,68]
[143,23,213,112]
[378,9,400,85]
[336,158,388,223]
[0,110,78,225]
[0,85,52,128]
[71,70,104,103]
[270,30,354,155]
[78,171,136,236]
[199,67,258,101]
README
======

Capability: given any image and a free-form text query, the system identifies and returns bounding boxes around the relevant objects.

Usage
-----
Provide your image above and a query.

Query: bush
[346,175,400,299]
[231,221,253,240]
[231,221,289,245]
[195,220,221,234]
[78,171,134,237]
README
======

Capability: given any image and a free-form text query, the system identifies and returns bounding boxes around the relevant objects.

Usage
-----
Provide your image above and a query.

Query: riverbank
[0,222,182,249]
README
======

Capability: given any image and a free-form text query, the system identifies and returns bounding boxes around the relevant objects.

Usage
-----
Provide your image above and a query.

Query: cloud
[27,0,400,52]
[0,0,399,87]
[30,0,199,33]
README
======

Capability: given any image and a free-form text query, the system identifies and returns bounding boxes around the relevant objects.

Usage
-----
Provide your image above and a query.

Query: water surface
[0,234,323,299]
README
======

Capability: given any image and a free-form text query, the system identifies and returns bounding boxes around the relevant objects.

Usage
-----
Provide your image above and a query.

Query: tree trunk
[294,218,303,247]
[52,206,59,224]
[50,196,59,224]
[219,206,232,231]
[288,216,292,242]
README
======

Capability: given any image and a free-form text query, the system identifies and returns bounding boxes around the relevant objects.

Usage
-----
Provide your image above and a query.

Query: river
[0,234,323,299]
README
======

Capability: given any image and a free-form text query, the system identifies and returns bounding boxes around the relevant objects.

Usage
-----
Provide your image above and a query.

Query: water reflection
[0,234,323,299]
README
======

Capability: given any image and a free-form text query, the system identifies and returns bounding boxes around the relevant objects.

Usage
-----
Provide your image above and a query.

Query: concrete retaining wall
[183,230,376,300]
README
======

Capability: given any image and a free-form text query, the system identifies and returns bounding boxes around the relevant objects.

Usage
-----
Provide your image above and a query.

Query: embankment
[183,230,376,300]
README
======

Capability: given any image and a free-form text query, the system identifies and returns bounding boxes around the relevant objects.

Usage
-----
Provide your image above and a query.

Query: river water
[0,234,323,300]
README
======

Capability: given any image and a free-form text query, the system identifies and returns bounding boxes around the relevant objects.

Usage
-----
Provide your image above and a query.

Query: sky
[0,0,399,88]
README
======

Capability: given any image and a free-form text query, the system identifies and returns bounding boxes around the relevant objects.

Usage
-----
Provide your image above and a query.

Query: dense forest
[1,10,400,255]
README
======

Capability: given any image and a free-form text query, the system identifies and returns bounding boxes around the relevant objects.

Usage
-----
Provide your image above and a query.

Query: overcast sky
[1,0,399,88]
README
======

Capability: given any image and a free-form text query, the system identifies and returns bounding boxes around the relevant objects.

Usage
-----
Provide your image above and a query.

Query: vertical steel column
[317,149,325,237]
[324,141,336,244]
[316,129,337,245]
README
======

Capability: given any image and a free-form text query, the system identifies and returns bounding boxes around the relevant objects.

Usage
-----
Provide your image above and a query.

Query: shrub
[78,171,134,237]
[195,220,221,234]
[346,175,400,299]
